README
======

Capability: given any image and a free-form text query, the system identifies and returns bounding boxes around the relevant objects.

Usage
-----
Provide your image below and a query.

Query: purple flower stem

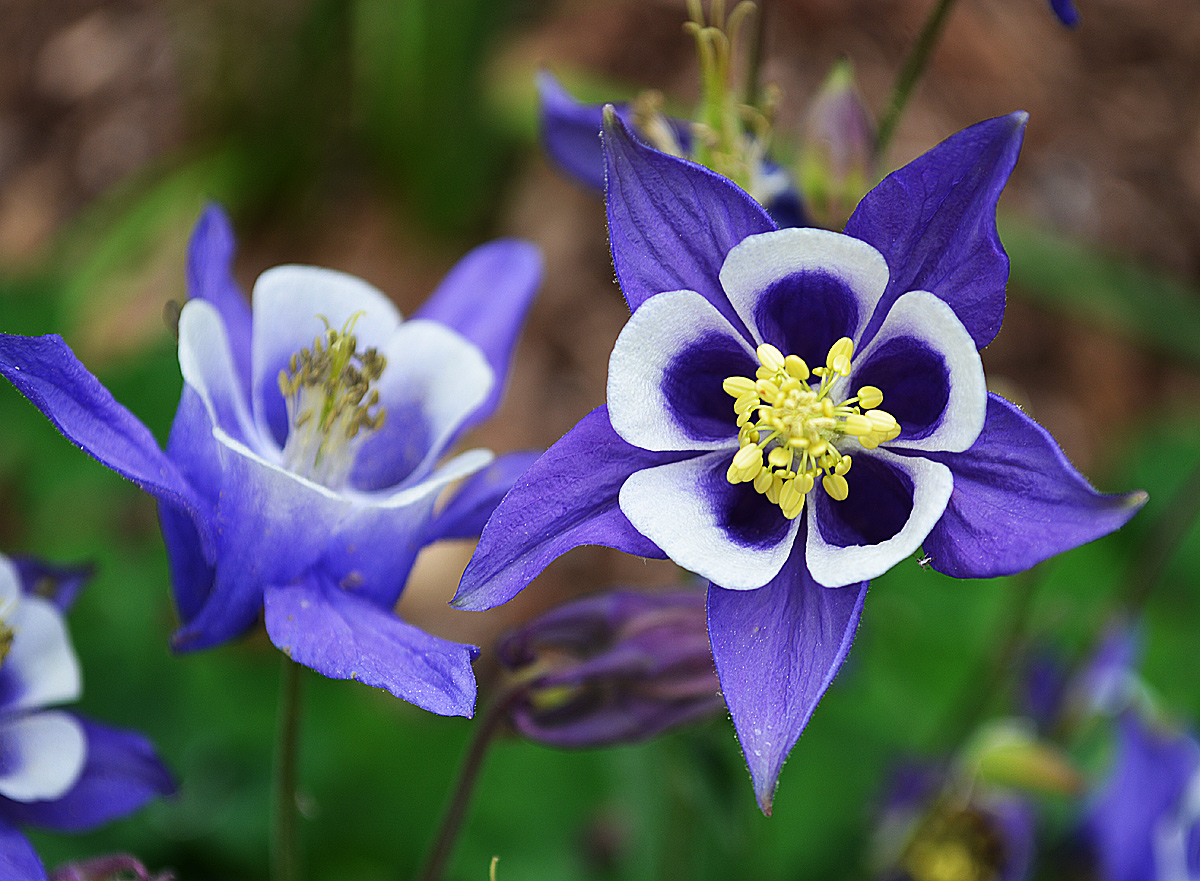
[413,684,527,881]
[874,0,961,156]
[272,656,305,881]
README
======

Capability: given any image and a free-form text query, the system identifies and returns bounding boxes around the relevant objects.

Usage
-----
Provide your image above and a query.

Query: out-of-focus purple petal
[0,334,212,554]
[264,577,479,717]
[919,394,1147,578]
[453,406,686,612]
[1085,713,1200,881]
[187,204,252,393]
[989,797,1036,881]
[415,240,542,431]
[0,819,45,881]
[538,71,611,192]
[708,549,867,814]
[423,449,542,543]
[5,718,173,833]
[602,108,775,334]
[1048,0,1080,28]
[844,113,1027,349]
[10,559,91,614]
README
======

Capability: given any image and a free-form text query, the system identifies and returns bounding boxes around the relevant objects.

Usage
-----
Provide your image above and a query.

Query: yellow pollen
[723,337,901,518]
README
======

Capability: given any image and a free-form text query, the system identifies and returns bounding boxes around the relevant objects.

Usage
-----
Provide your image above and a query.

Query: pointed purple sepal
[707,549,867,814]
[0,334,211,554]
[3,717,173,834]
[415,240,542,430]
[603,108,775,333]
[845,113,1027,348]
[424,449,542,543]
[264,577,479,717]
[0,820,44,881]
[921,394,1147,578]
[11,559,92,614]
[187,204,252,392]
[453,406,686,612]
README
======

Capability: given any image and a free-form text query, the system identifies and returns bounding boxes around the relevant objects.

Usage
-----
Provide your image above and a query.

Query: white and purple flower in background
[454,108,1145,811]
[0,554,172,881]
[0,205,542,718]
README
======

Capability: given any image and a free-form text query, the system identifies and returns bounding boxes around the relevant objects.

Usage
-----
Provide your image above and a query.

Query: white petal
[348,319,493,490]
[0,557,19,615]
[178,300,262,451]
[805,448,952,587]
[620,450,800,590]
[855,290,986,453]
[608,290,753,451]
[720,228,890,347]
[0,710,86,801]
[251,265,403,445]
[2,595,82,713]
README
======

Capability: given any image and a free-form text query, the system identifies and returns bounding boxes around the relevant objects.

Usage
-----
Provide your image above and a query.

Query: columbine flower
[455,108,1145,810]
[1084,712,1200,881]
[495,588,721,748]
[0,205,542,717]
[0,554,173,881]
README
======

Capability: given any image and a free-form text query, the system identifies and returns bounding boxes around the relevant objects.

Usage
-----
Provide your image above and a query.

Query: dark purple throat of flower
[724,336,900,519]
[276,312,387,489]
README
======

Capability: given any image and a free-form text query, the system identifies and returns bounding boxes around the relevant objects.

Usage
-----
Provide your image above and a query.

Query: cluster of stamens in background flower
[0,593,14,666]
[723,337,900,519]
[277,313,387,489]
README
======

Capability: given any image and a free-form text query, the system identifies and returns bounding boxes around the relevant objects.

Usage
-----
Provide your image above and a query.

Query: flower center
[277,313,387,489]
[723,337,900,519]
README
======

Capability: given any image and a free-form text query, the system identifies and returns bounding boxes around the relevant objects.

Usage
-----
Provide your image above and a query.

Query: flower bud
[496,589,722,748]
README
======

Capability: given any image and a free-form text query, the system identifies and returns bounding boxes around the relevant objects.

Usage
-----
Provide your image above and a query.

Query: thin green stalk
[874,0,961,157]
[1122,455,1200,614]
[271,656,304,881]
[413,688,521,881]
[742,0,767,109]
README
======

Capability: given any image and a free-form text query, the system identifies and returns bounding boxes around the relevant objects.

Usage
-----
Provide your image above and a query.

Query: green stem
[1122,455,1200,614]
[271,656,304,881]
[743,0,767,109]
[874,0,961,157]
[413,688,520,881]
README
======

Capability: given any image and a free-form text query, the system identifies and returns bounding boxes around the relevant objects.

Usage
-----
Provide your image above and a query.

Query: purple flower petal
[708,552,867,814]
[608,291,754,451]
[0,334,212,554]
[845,113,1027,349]
[187,204,252,393]
[453,406,685,611]
[264,576,479,717]
[422,449,542,543]
[538,71,611,193]
[4,717,173,833]
[0,820,45,881]
[415,240,541,431]
[1048,0,1080,28]
[919,394,1147,578]
[10,558,91,615]
[621,450,799,590]
[602,108,775,334]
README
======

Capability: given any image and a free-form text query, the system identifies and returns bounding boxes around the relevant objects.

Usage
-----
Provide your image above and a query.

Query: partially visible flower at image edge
[0,554,173,881]
[0,205,543,718]
[454,107,1145,811]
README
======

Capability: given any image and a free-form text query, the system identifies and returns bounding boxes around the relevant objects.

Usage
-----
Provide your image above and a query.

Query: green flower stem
[271,656,304,881]
[743,0,768,109]
[413,686,522,881]
[1122,454,1200,614]
[874,0,961,157]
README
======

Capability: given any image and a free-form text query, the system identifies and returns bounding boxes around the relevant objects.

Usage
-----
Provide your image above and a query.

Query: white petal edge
[178,300,263,453]
[853,290,987,454]
[354,318,494,484]
[0,710,86,801]
[804,448,953,588]
[720,228,890,348]
[250,265,403,445]
[2,594,82,712]
[0,557,19,615]
[620,450,800,590]
[608,290,753,452]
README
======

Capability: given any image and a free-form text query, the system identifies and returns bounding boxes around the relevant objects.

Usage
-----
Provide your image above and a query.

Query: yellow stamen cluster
[724,337,901,519]
[278,313,387,488]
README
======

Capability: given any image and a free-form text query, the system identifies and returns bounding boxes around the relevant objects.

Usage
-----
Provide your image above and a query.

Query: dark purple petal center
[663,331,756,443]
[812,453,913,547]
[699,455,791,549]
[852,336,950,441]
[753,270,861,367]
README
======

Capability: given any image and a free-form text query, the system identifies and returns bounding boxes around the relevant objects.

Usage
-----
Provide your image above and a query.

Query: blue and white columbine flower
[0,555,172,881]
[0,206,542,717]
[455,109,1145,810]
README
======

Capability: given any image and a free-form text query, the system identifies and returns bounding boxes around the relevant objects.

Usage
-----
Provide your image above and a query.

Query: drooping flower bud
[496,589,722,748]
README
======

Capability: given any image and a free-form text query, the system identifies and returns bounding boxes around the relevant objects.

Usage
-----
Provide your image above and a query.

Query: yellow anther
[826,337,854,376]
[757,343,785,372]
[784,355,810,381]
[857,385,883,409]
[753,468,774,494]
[723,376,757,397]
[823,473,850,501]
[835,456,852,476]
[767,446,792,469]
[756,378,780,400]
[766,474,783,505]
[842,413,872,436]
